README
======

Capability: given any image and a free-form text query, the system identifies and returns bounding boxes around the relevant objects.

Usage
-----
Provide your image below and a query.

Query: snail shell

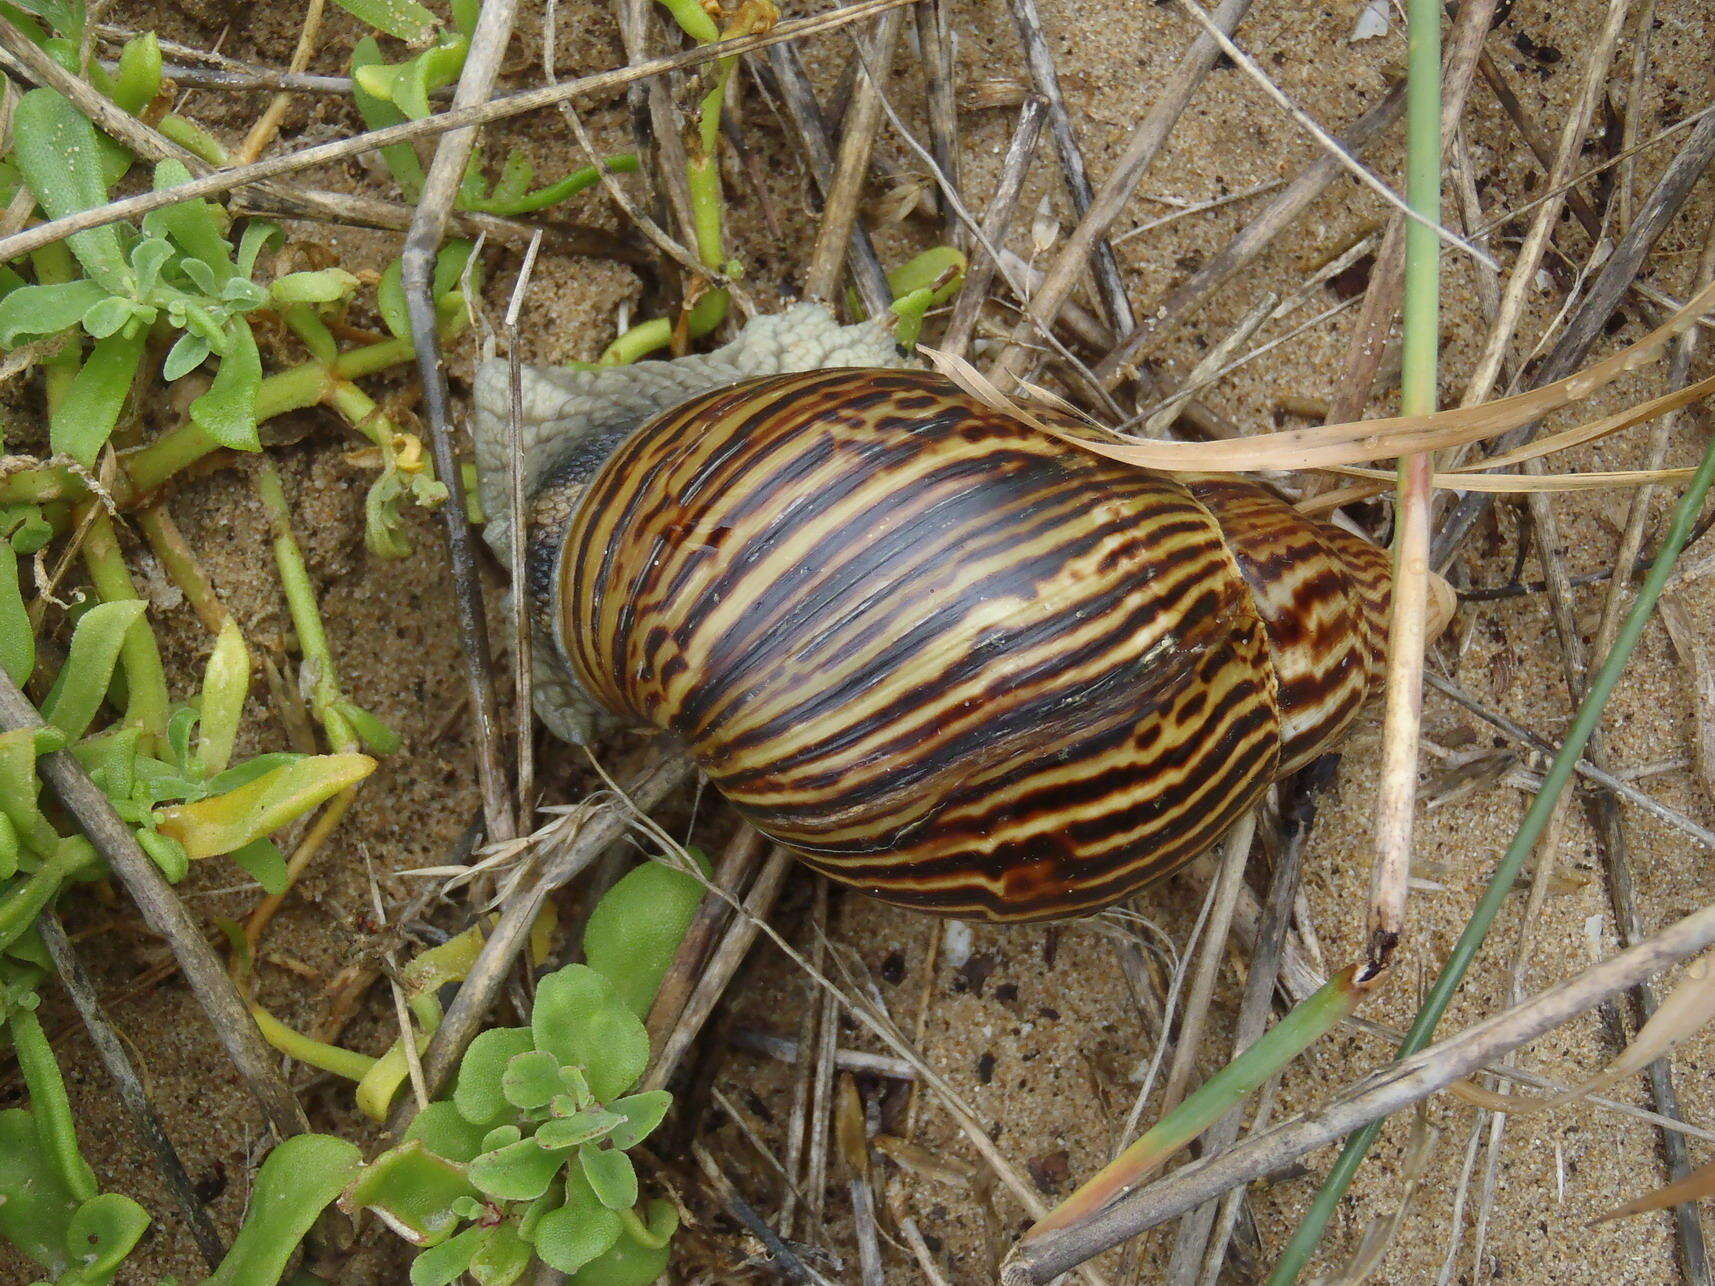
[517,364,1399,922]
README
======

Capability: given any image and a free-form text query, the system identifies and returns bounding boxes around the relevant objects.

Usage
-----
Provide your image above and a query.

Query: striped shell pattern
[553,368,1394,922]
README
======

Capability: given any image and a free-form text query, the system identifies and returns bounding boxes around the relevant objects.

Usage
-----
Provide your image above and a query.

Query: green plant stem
[111,333,417,501]
[79,506,170,749]
[248,1002,378,1082]
[132,505,233,634]
[601,1,741,364]
[620,1204,674,1249]
[10,1007,99,1202]
[1266,393,1715,1284]
[32,245,81,415]
[252,463,356,754]
[0,842,92,949]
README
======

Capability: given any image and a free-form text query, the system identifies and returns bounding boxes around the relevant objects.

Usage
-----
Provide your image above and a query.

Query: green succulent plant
[347,961,678,1285]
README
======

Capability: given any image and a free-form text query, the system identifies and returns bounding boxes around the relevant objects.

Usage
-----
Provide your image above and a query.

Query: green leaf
[12,1009,96,1201]
[11,90,130,292]
[409,1224,483,1286]
[152,751,374,859]
[534,1109,622,1152]
[142,160,234,282]
[2,505,55,556]
[51,328,145,466]
[161,330,211,381]
[137,829,188,882]
[532,1169,623,1275]
[578,1146,636,1212]
[109,31,162,114]
[156,112,229,165]
[342,1139,479,1247]
[228,837,286,893]
[573,1201,677,1286]
[335,699,402,754]
[0,726,65,854]
[41,599,148,740]
[469,1136,565,1202]
[79,294,144,339]
[203,1134,362,1285]
[582,859,704,1018]
[350,41,425,198]
[501,1048,563,1111]
[605,1091,672,1151]
[0,813,20,882]
[234,221,283,280]
[0,550,34,687]
[73,726,141,804]
[467,154,640,217]
[402,925,485,999]
[269,268,360,305]
[481,1124,522,1152]
[194,619,248,778]
[3,0,81,44]
[202,750,303,795]
[532,965,650,1103]
[0,279,107,346]
[468,1220,533,1286]
[0,1107,78,1275]
[189,317,262,451]
[61,1192,151,1285]
[454,1026,535,1125]
[404,1101,493,1165]
[128,235,174,297]
[332,0,439,42]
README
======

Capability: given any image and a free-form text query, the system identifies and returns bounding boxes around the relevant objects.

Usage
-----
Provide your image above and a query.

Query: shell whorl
[554,368,1394,922]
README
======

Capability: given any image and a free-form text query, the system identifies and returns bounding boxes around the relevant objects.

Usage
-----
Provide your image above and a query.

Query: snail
[473,305,1451,922]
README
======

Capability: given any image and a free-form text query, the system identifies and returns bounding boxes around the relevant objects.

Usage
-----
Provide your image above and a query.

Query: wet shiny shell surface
[559,369,1388,921]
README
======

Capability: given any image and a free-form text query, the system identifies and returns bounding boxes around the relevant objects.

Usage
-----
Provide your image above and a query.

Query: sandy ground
[7,0,1715,1282]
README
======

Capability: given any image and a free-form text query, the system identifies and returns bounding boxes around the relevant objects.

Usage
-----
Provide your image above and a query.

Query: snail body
[487,344,1403,921]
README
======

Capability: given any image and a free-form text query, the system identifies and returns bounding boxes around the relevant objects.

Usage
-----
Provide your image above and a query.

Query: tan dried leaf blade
[930,276,1715,474]
[1451,948,1715,1118]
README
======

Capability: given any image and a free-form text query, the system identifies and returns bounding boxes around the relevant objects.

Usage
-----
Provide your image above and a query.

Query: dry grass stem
[1142,293,1276,435]
[643,845,792,1090]
[1003,898,1715,1283]
[1432,102,1715,565]
[899,1215,956,1286]
[644,824,768,1048]
[755,42,893,317]
[388,751,690,1135]
[1172,772,1324,1283]
[942,95,1044,360]
[504,232,545,834]
[915,0,963,249]
[1097,80,1405,385]
[1166,0,1495,269]
[38,914,227,1268]
[1461,0,1629,417]
[728,1027,918,1079]
[402,0,522,850]
[1312,0,1495,432]
[0,0,916,265]
[1157,815,1255,1118]
[1424,670,1715,850]
[999,0,1139,341]
[232,0,325,163]
[802,6,905,304]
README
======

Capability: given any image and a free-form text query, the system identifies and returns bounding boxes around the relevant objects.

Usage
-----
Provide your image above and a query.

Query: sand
[6,0,1715,1281]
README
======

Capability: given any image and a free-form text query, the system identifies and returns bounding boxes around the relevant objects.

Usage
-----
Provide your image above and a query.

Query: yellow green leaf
[154,752,373,859]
